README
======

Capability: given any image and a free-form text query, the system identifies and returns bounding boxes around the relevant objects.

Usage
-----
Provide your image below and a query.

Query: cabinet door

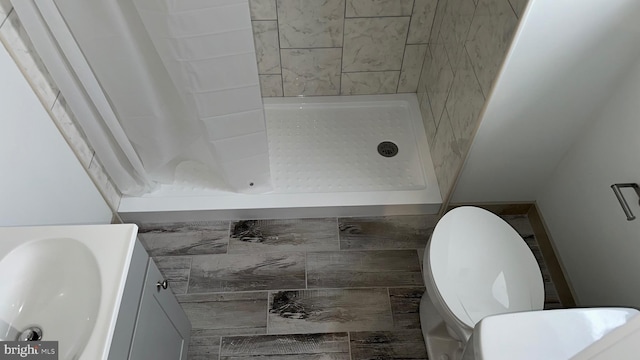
[129,260,191,360]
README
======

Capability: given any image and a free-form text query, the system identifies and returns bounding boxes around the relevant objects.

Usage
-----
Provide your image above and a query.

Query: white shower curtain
[51,0,272,194]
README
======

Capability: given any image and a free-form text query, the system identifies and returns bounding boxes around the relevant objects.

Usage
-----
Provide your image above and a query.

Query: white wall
[536,57,640,307]
[452,0,640,203]
[0,42,112,226]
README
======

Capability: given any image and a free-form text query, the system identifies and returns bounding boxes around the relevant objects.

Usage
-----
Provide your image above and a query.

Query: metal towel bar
[611,183,640,221]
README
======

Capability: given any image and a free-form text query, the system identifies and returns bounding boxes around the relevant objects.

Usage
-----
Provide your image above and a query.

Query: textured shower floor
[267,101,425,193]
[119,94,441,221]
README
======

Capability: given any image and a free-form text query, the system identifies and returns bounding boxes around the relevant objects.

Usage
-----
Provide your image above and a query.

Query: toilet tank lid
[428,207,544,328]
[474,308,640,360]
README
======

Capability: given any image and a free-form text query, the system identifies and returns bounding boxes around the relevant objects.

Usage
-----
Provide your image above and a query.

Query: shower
[11,0,442,220]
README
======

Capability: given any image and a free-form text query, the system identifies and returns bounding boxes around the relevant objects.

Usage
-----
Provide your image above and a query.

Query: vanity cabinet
[108,240,191,360]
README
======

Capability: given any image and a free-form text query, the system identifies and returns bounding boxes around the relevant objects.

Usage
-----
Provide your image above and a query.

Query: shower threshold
[119,94,442,222]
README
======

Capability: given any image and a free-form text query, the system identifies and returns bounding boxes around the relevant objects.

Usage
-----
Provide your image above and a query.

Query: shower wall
[416,0,526,199]
[249,0,437,96]
[0,3,121,212]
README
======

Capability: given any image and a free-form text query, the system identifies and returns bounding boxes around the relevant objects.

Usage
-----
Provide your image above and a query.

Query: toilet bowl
[420,206,545,360]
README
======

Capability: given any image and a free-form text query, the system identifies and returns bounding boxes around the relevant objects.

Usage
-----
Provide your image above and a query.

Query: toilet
[419,206,638,359]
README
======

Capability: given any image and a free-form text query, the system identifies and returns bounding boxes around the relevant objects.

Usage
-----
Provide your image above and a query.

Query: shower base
[119,94,441,222]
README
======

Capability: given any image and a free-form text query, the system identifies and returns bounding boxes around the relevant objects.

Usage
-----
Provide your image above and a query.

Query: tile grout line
[304,251,308,289]
[266,290,271,335]
[185,257,193,295]
[339,0,347,95]
[396,0,417,93]
[348,331,353,360]
[274,0,285,97]
[387,287,395,328]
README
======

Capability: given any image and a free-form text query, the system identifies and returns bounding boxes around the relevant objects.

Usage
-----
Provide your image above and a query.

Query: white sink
[0,225,138,360]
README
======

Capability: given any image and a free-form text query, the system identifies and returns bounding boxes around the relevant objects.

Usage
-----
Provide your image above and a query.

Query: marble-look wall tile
[398,44,428,93]
[188,330,221,360]
[87,156,122,211]
[440,0,476,71]
[154,256,192,295]
[188,252,306,293]
[0,11,59,109]
[445,48,485,154]
[466,0,519,96]
[268,289,393,334]
[406,0,438,44]
[345,0,414,17]
[350,330,427,360]
[306,250,423,288]
[423,38,454,128]
[341,71,399,95]
[281,48,341,96]
[0,0,11,24]
[220,333,350,359]
[342,17,410,72]
[50,95,95,168]
[389,287,425,329]
[229,218,339,254]
[418,87,437,147]
[137,222,230,256]
[252,21,281,75]
[430,110,463,199]
[428,0,448,44]
[338,215,438,250]
[177,292,268,333]
[277,0,345,48]
[259,74,284,97]
[508,0,528,18]
[249,0,278,20]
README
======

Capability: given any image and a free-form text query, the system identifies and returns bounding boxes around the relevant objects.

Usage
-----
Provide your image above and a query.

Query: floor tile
[307,250,423,288]
[188,252,306,293]
[501,214,562,308]
[389,288,425,329]
[220,333,349,359]
[268,289,393,334]
[338,215,438,250]
[229,219,339,254]
[138,222,229,256]
[188,330,221,360]
[350,330,427,359]
[154,256,192,295]
[177,292,268,333]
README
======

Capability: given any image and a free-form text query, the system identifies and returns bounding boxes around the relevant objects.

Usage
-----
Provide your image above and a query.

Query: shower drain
[377,141,399,157]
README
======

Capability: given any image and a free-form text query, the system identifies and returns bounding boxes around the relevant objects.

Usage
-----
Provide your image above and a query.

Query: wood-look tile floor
[137,214,562,360]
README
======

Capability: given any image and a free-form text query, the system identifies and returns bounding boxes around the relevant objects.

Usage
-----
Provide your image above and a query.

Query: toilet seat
[426,207,544,335]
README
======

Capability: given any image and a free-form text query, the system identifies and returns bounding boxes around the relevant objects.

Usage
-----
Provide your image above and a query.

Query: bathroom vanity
[108,237,191,360]
[0,224,190,360]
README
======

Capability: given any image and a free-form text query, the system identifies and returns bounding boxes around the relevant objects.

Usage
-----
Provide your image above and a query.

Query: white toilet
[420,206,638,359]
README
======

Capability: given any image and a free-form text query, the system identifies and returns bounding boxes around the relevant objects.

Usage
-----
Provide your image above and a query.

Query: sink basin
[0,225,138,360]
[0,238,101,358]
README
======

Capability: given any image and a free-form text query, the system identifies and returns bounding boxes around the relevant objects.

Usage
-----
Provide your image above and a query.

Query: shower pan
[118,94,441,222]
[12,0,441,221]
